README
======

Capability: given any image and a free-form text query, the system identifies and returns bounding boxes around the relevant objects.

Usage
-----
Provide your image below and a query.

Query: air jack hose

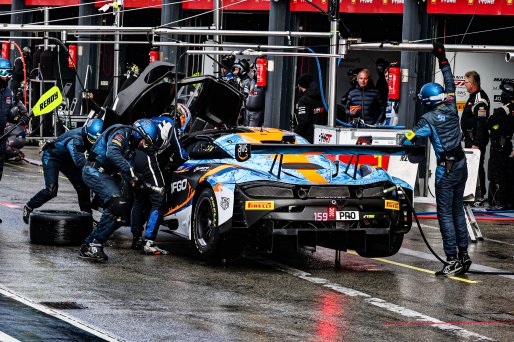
[398,185,514,275]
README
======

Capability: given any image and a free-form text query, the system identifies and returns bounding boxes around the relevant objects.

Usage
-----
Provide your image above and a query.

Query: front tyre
[192,188,220,257]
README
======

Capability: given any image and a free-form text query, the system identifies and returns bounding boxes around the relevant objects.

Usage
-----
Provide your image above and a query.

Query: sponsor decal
[221,197,230,210]
[318,132,333,144]
[194,166,210,172]
[385,200,400,211]
[362,214,376,219]
[112,133,124,147]
[245,201,274,210]
[235,143,250,162]
[171,179,188,193]
[477,109,487,117]
[213,183,224,192]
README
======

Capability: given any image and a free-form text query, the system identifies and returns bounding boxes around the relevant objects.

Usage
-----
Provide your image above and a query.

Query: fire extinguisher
[149,49,159,64]
[1,41,9,60]
[68,44,77,68]
[388,64,401,101]
[256,57,267,87]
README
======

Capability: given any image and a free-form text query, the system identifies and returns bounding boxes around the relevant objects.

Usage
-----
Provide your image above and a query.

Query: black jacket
[345,85,385,125]
[294,82,326,143]
[461,89,490,148]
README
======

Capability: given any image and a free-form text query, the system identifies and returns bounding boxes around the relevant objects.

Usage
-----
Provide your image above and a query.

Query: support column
[74,0,99,114]
[398,0,421,127]
[10,0,26,47]
[264,1,294,129]
[160,0,181,66]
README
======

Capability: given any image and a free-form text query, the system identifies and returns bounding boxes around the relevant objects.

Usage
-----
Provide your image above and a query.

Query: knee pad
[47,183,58,197]
[107,196,129,218]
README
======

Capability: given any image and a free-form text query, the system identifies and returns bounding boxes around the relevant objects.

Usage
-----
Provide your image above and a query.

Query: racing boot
[23,204,33,224]
[435,256,463,277]
[131,236,144,250]
[79,239,108,261]
[457,251,472,275]
[143,240,169,255]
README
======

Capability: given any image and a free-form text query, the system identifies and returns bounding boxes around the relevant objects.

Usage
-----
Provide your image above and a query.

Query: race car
[107,61,420,259]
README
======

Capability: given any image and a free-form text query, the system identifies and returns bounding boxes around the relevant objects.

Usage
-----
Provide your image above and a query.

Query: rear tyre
[356,233,404,258]
[29,210,93,246]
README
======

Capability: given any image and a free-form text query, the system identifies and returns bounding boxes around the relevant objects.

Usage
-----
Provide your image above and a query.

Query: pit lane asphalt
[0,146,513,342]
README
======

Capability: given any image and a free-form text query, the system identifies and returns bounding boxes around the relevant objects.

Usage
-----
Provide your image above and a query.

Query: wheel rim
[196,197,215,248]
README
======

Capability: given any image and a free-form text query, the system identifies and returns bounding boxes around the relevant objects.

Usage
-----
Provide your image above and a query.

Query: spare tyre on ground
[29,210,93,246]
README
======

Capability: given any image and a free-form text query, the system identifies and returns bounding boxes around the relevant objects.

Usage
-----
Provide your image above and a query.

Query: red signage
[428,0,514,15]
[341,0,404,14]
[290,0,329,12]
[290,0,403,13]
[68,44,77,68]
[26,0,79,5]
[182,0,270,11]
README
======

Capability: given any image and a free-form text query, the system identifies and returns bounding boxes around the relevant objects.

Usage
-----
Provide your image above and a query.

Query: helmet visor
[0,69,12,78]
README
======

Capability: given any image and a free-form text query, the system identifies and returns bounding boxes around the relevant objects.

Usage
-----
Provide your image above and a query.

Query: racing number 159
[314,212,328,221]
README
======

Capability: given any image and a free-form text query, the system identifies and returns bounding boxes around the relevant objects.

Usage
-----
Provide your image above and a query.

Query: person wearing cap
[294,74,325,143]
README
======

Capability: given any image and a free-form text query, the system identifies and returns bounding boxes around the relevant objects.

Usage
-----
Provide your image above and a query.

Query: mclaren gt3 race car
[106,61,421,259]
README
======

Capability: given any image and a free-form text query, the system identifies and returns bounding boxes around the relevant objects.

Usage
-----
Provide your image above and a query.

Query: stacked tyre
[29,210,93,246]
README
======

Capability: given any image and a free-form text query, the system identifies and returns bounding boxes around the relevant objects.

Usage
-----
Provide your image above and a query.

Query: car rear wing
[234,143,425,180]
[234,143,425,162]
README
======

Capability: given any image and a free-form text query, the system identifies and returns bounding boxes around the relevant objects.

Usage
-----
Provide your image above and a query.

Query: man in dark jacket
[487,80,514,210]
[460,71,490,205]
[346,69,386,125]
[294,74,326,143]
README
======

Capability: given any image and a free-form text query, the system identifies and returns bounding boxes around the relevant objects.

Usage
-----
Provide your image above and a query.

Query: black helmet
[221,55,235,70]
[375,58,390,75]
[500,80,514,104]
[233,59,250,77]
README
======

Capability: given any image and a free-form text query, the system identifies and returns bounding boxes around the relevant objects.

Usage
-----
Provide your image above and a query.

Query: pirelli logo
[384,200,400,211]
[245,201,274,210]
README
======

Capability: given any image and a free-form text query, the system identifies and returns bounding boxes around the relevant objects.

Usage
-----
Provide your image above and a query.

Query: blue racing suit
[131,118,187,241]
[403,62,468,258]
[83,124,135,244]
[27,127,92,212]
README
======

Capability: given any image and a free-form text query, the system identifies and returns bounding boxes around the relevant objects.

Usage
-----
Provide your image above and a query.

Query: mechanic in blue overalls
[79,118,159,261]
[0,58,29,224]
[23,119,104,223]
[402,43,470,277]
[130,105,190,254]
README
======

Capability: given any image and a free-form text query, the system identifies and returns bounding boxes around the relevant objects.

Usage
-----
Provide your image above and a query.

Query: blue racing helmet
[0,58,13,78]
[133,118,158,146]
[151,115,175,150]
[417,82,446,107]
[84,118,104,143]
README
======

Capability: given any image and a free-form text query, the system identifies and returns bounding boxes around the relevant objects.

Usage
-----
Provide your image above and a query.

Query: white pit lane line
[0,286,121,342]
[253,257,494,341]
[0,331,22,342]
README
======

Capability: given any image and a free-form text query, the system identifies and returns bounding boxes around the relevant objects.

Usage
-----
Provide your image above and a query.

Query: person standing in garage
[345,69,385,125]
[294,73,325,143]
[487,80,514,210]
[401,43,470,276]
[460,71,490,206]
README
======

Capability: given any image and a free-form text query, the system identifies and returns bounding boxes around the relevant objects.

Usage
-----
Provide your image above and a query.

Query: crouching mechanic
[0,58,29,224]
[401,43,470,276]
[23,119,104,223]
[79,118,159,261]
[130,106,190,254]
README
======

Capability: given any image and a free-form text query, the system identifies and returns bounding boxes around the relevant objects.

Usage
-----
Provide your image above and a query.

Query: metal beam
[347,42,514,53]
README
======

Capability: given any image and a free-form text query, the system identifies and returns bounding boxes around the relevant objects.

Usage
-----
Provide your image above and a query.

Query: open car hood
[105,61,244,128]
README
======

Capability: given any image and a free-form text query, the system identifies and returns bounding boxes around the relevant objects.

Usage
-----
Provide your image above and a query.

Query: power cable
[399,185,514,276]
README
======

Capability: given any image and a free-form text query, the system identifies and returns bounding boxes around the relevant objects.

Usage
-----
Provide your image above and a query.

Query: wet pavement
[0,146,513,341]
